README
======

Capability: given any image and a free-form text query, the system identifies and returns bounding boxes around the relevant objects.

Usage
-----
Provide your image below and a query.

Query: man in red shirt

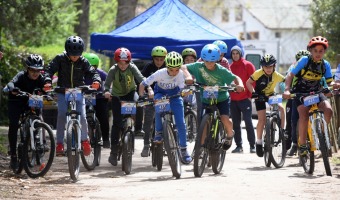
[229,45,256,153]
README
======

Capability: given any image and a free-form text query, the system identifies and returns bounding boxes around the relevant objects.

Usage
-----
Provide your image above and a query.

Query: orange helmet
[307,36,328,49]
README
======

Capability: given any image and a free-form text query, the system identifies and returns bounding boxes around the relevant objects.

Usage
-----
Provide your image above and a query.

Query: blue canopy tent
[90,0,242,60]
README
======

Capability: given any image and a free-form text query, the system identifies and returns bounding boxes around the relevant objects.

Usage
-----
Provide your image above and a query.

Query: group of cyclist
[3,34,340,174]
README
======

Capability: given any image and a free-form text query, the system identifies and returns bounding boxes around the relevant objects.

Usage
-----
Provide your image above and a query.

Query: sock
[256,139,263,145]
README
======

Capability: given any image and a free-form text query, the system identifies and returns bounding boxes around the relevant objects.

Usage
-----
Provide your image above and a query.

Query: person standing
[229,46,256,153]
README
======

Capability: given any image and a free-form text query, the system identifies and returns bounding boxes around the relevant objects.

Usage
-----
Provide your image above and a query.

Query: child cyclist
[181,44,245,151]
[246,54,285,157]
[182,48,197,64]
[104,47,146,166]
[140,46,167,157]
[43,36,101,157]
[4,54,46,169]
[197,40,230,70]
[283,36,339,156]
[139,51,194,164]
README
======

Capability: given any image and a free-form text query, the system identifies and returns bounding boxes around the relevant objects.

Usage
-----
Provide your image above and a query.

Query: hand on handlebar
[91,81,100,90]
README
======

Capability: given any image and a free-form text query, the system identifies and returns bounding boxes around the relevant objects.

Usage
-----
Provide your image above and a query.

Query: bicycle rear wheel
[23,122,55,178]
[81,118,101,170]
[67,121,80,182]
[269,117,286,168]
[185,110,197,161]
[316,119,332,176]
[122,131,133,175]
[193,114,210,177]
[163,120,181,179]
[211,120,226,174]
[264,118,272,167]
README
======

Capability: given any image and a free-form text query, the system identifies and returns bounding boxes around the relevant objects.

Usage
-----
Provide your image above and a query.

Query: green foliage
[310,0,340,64]
[0,134,8,155]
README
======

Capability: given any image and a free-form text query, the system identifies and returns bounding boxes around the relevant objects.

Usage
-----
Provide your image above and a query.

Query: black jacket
[44,52,101,88]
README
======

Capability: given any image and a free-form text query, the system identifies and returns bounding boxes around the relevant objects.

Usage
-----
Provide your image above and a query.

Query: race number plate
[155,99,171,113]
[65,88,82,102]
[28,95,43,108]
[203,86,218,99]
[121,102,136,114]
[268,95,282,105]
[84,94,96,106]
[303,94,320,106]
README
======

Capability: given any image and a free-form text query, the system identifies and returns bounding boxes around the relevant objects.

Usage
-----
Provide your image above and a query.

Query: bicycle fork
[29,118,42,151]
[310,113,331,150]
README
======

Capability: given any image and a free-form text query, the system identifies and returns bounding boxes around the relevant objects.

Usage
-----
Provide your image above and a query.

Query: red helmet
[114,47,132,62]
[307,36,328,49]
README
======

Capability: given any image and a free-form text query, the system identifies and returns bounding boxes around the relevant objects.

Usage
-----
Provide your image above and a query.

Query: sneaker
[222,137,233,151]
[299,144,308,156]
[10,155,18,170]
[256,143,263,157]
[135,130,145,136]
[108,153,117,166]
[153,134,163,144]
[141,145,150,157]
[82,140,91,156]
[103,140,110,149]
[42,143,50,152]
[56,143,64,156]
[231,146,243,153]
[288,143,298,156]
[180,148,192,164]
[250,146,256,153]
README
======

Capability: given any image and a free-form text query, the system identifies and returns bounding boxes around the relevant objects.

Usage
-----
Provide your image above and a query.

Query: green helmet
[295,50,310,61]
[84,53,100,66]
[151,46,167,57]
[165,51,183,68]
[181,48,197,59]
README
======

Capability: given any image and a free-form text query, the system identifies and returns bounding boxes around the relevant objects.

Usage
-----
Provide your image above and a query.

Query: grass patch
[0,127,8,155]
[331,156,340,165]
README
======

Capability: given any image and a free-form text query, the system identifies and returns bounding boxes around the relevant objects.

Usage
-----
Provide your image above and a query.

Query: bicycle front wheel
[210,120,226,174]
[13,126,25,174]
[66,120,81,182]
[81,118,101,170]
[23,122,55,178]
[300,138,315,174]
[122,131,134,175]
[269,117,286,168]
[264,118,272,167]
[185,110,197,161]
[316,119,332,176]
[153,142,163,171]
[163,119,181,179]
[193,114,210,177]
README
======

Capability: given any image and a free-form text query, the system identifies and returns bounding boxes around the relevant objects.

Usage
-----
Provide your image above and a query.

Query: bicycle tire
[300,139,315,174]
[95,118,102,166]
[163,119,181,179]
[264,118,272,167]
[23,122,55,178]
[122,131,133,175]
[81,118,101,170]
[316,119,332,176]
[211,120,226,174]
[185,110,197,161]
[193,114,210,177]
[13,126,25,174]
[151,142,156,167]
[269,117,286,168]
[154,143,163,171]
[67,120,80,182]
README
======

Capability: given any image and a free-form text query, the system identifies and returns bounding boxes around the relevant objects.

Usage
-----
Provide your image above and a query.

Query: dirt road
[1,125,340,200]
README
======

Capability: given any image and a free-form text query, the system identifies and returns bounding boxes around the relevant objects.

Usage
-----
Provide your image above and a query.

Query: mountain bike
[291,88,334,176]
[193,84,235,177]
[11,89,55,178]
[256,94,286,168]
[81,89,102,170]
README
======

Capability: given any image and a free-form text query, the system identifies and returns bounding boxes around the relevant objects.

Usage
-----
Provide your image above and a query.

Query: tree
[74,0,90,50]
[311,0,340,63]
[116,0,138,28]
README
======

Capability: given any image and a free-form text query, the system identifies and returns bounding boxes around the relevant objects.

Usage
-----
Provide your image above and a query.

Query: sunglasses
[29,68,42,74]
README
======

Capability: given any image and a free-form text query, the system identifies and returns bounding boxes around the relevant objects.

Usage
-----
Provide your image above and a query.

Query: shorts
[294,93,328,107]
[202,98,230,116]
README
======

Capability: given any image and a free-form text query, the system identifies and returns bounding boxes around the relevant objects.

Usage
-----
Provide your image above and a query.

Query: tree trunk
[74,0,90,50]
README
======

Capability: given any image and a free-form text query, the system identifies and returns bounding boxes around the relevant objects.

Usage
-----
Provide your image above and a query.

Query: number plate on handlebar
[65,88,83,102]
[84,94,96,106]
[203,86,218,99]
[268,95,282,105]
[121,102,136,114]
[155,99,171,113]
[303,94,320,106]
[28,95,43,108]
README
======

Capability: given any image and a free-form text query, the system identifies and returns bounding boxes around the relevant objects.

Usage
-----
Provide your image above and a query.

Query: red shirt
[230,58,255,100]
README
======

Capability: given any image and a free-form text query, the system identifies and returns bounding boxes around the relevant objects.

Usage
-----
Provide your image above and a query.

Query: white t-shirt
[142,68,185,91]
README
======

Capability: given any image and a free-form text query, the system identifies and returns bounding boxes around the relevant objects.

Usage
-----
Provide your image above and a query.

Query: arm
[180,64,193,83]
[246,78,255,93]
[104,67,115,99]
[233,75,245,92]
[283,72,294,99]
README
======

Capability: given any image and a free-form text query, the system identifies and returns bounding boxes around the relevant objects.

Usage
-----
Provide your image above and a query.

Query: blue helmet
[200,44,220,62]
[213,40,228,54]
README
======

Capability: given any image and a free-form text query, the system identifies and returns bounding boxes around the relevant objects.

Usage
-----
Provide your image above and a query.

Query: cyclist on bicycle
[139,46,167,157]
[104,47,146,166]
[182,48,197,64]
[197,40,230,70]
[138,51,194,164]
[181,44,245,151]
[4,54,46,169]
[246,54,285,157]
[43,36,101,157]
[83,53,110,148]
[283,36,339,156]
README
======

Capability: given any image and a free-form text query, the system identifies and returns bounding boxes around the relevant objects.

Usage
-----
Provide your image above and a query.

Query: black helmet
[65,36,84,56]
[260,54,276,66]
[25,54,44,70]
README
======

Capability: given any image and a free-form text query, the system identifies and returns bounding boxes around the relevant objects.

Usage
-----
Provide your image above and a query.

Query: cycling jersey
[251,69,284,96]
